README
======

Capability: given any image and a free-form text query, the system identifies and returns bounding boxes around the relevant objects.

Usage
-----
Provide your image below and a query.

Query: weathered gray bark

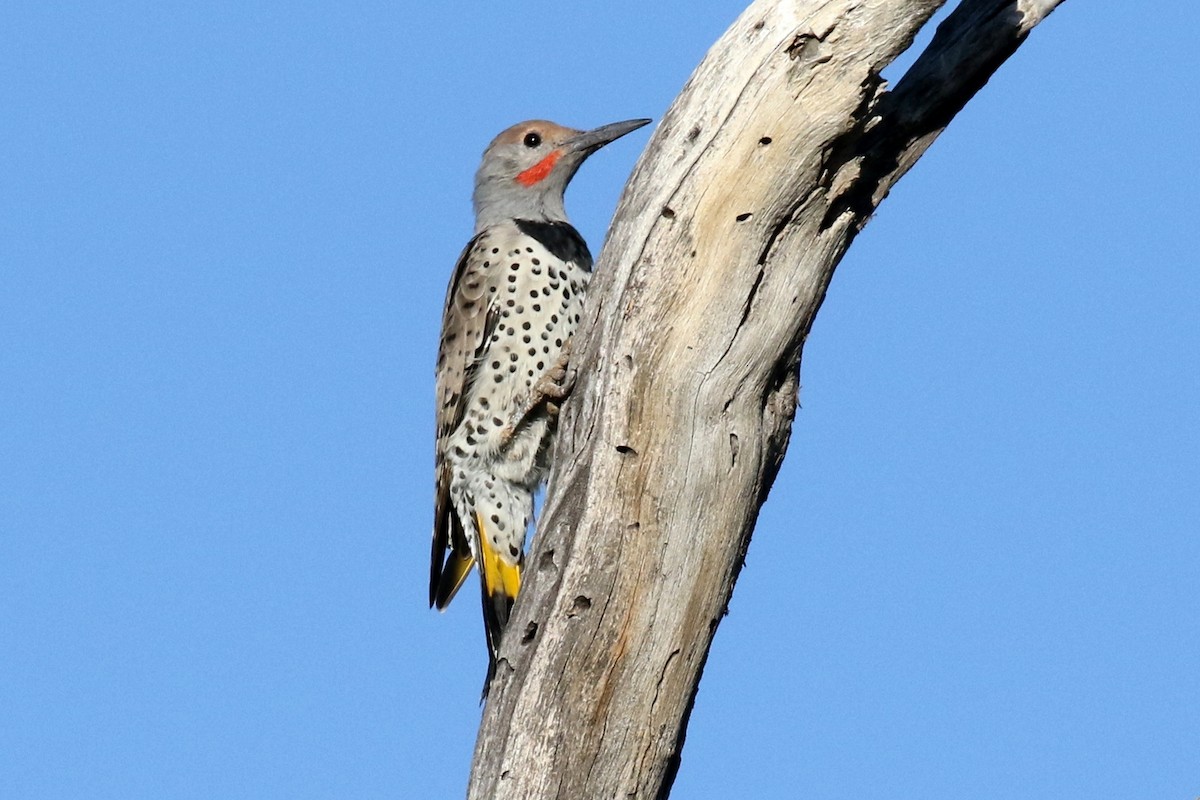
[468,0,1065,797]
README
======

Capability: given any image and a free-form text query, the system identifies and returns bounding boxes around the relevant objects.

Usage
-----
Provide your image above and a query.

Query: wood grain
[467,1,1066,797]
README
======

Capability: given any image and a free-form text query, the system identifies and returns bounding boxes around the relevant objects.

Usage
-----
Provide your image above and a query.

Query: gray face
[471,118,651,232]
[472,120,584,230]
[478,121,581,184]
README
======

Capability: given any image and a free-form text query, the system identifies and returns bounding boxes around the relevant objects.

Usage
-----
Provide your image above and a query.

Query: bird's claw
[498,341,575,449]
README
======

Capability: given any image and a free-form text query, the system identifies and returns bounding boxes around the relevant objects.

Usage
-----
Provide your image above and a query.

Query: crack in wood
[468,3,1066,797]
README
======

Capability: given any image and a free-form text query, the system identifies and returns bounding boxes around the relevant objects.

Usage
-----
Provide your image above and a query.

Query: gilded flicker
[430,117,649,682]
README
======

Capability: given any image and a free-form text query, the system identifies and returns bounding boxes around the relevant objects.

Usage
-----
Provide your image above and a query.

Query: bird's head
[473,118,650,230]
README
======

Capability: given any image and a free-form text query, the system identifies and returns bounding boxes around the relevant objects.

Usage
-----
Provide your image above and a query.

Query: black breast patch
[514,219,593,271]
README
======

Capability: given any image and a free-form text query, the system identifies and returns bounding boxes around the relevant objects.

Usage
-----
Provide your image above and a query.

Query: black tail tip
[479,656,498,704]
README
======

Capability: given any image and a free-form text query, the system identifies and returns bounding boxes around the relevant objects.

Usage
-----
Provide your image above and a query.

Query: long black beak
[565,118,652,155]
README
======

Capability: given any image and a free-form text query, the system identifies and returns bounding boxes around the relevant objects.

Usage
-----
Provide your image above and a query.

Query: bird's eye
[523,132,542,148]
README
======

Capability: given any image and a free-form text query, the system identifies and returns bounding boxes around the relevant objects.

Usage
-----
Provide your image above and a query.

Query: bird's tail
[432,550,474,610]
[475,512,521,696]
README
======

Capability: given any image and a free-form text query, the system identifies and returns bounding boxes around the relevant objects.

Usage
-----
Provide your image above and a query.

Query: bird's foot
[498,341,575,449]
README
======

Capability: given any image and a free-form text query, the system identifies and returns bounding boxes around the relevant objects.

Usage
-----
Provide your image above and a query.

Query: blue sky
[3,2,1197,798]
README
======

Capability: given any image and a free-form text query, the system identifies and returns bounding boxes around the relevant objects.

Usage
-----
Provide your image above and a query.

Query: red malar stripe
[515,150,562,187]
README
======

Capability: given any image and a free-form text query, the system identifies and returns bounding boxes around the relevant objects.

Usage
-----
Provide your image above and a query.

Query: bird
[430,117,650,687]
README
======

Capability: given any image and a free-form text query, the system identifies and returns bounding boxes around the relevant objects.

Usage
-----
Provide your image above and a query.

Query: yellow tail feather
[434,551,474,609]
[476,513,521,601]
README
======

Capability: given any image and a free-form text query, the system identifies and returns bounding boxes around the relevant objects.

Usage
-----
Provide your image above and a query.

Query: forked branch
[468,1,1066,798]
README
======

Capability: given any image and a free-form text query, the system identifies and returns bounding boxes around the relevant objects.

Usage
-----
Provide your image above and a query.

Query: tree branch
[468,1,1066,797]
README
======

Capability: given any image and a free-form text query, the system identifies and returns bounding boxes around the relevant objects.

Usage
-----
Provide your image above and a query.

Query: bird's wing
[430,231,498,608]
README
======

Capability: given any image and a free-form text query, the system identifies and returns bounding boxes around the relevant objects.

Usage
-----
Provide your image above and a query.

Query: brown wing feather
[430,230,496,607]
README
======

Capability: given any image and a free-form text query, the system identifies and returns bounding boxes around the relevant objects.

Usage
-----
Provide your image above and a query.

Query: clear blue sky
[3,2,1197,798]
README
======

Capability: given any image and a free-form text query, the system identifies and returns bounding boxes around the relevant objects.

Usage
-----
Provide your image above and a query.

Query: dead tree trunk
[468,0,1065,797]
